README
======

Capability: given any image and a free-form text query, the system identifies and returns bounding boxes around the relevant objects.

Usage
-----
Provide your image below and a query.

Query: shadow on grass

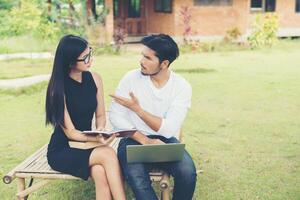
[174,68,216,74]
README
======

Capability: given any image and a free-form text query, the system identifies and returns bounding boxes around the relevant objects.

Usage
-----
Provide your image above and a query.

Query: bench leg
[160,174,170,200]
[17,178,25,200]
[17,180,51,199]
[161,187,170,200]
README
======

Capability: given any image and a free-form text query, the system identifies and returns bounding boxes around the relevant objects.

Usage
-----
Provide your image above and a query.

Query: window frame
[154,0,173,13]
[250,0,276,12]
[193,0,233,7]
[128,0,141,18]
[296,0,300,13]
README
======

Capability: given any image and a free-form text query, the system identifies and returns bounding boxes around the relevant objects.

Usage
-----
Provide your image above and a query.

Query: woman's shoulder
[89,71,102,89]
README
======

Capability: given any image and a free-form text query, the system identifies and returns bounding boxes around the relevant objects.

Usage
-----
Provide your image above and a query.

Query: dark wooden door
[114,0,146,36]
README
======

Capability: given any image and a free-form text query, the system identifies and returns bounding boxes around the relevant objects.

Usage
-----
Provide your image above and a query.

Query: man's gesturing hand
[110,92,142,113]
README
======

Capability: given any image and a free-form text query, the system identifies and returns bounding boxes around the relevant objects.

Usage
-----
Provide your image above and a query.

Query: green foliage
[248,13,279,48]
[0,10,11,37]
[224,27,242,43]
[179,41,248,54]
[33,18,61,42]
[0,0,62,41]
[0,0,111,46]
[8,0,42,36]
[0,0,19,10]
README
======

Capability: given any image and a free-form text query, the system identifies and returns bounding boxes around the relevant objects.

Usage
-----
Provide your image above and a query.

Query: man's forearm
[135,108,162,132]
[131,131,150,144]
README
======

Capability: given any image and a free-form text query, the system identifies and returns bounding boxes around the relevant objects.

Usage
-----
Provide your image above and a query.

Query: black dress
[47,71,98,180]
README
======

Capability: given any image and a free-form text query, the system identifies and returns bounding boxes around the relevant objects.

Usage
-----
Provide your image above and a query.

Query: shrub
[179,6,193,45]
[34,19,61,42]
[224,27,242,43]
[248,13,279,48]
[113,26,127,53]
[8,0,42,36]
[0,10,11,37]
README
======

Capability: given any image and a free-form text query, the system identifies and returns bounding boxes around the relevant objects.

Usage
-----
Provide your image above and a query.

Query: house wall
[145,0,300,40]
[173,0,249,40]
[145,0,176,35]
[248,0,300,37]
[277,0,300,28]
[108,0,300,42]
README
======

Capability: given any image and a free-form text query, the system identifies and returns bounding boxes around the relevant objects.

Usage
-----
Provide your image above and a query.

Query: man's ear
[161,60,170,69]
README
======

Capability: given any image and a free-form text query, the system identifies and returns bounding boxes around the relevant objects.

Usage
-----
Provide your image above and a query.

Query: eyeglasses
[77,47,93,64]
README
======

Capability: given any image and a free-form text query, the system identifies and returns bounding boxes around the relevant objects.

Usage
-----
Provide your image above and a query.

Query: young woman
[46,35,126,200]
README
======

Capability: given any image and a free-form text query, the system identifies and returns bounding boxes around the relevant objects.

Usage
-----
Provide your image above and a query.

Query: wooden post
[104,0,114,43]
[17,180,51,199]
[16,178,25,200]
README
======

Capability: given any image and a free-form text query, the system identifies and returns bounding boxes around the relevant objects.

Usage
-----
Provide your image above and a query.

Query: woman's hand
[96,134,116,145]
[96,127,106,131]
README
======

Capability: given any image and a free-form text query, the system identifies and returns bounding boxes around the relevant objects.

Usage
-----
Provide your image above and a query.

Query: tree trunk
[91,0,98,20]
[86,0,92,25]
[47,0,52,18]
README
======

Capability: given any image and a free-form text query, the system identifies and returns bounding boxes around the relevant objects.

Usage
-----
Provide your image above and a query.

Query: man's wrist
[131,131,148,145]
[135,108,144,118]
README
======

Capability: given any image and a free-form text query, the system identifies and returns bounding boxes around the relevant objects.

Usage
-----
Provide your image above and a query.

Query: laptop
[126,143,185,163]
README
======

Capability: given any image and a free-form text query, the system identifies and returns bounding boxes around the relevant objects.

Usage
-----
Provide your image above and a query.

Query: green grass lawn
[0,40,300,199]
[0,58,53,79]
[0,35,57,54]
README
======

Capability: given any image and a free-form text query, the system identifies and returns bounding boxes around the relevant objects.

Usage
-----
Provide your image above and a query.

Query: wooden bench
[3,117,180,200]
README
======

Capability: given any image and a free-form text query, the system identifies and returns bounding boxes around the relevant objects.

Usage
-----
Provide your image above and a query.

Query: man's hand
[131,131,165,145]
[109,92,142,113]
[141,137,165,145]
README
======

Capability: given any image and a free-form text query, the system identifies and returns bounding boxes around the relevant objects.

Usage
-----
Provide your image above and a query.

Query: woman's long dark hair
[46,35,88,127]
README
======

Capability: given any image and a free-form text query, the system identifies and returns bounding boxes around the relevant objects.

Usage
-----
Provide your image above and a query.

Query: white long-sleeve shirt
[109,69,192,139]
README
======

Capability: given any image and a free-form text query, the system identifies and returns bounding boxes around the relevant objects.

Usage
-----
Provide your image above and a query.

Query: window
[250,0,276,12]
[113,0,119,17]
[155,0,172,12]
[128,0,141,18]
[265,0,276,12]
[194,0,233,6]
[251,0,262,9]
[296,0,300,12]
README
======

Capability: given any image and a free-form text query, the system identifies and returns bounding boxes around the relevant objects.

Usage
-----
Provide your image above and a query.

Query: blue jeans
[117,135,197,200]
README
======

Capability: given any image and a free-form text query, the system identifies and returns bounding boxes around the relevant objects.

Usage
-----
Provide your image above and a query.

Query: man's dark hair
[141,34,179,67]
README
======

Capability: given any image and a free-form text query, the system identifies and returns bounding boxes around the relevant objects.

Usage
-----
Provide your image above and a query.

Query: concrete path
[0,52,53,60]
[0,74,50,89]
[0,45,141,89]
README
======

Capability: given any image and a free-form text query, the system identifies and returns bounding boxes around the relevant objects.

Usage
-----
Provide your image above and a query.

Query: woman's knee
[90,146,118,165]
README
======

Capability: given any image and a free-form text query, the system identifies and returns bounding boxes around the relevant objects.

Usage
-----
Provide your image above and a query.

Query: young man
[109,34,197,200]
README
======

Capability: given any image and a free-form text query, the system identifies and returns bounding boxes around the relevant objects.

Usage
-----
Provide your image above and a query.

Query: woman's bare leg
[89,146,126,200]
[90,165,112,200]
